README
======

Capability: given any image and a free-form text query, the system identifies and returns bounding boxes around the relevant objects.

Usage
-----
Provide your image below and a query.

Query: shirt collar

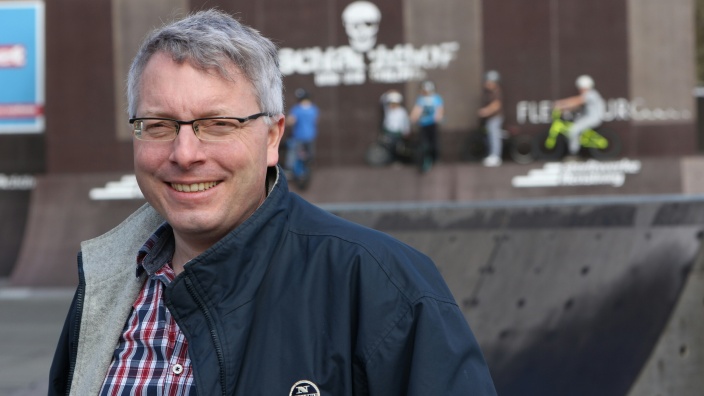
[135,222,175,278]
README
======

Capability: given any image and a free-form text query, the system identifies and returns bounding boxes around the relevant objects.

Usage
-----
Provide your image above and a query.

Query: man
[553,74,606,157]
[410,80,444,173]
[381,90,411,163]
[478,70,504,167]
[285,88,319,188]
[49,10,496,395]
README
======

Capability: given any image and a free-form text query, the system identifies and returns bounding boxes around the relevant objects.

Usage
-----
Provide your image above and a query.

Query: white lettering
[314,71,341,87]
[279,42,459,87]
[280,46,366,86]
[516,101,528,124]
[0,45,26,68]
[516,97,692,124]
[517,100,554,124]
[0,174,36,190]
[367,42,458,84]
[280,47,365,76]
[512,159,641,188]
[603,98,631,121]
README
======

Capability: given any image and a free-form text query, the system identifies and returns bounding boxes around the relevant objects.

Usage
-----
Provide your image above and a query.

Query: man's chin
[166,212,220,236]
[170,220,218,236]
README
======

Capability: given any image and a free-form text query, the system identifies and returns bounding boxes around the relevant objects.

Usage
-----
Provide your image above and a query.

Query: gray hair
[126,9,283,120]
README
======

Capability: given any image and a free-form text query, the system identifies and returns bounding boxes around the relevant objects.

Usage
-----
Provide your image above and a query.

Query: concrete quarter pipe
[327,195,704,395]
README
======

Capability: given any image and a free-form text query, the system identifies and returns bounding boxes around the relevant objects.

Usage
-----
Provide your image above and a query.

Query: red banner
[0,103,44,118]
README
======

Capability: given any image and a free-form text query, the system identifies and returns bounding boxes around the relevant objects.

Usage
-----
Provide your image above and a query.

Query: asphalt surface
[0,281,74,395]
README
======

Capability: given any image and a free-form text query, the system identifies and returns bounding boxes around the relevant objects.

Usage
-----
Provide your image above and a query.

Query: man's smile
[170,181,220,192]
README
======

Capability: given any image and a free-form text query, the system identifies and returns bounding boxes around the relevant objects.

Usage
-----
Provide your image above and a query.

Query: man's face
[133,52,284,248]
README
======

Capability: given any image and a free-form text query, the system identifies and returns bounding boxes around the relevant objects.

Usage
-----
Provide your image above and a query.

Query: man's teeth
[171,181,218,192]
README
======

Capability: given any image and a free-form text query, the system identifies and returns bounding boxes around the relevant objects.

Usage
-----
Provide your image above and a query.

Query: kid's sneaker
[483,155,502,167]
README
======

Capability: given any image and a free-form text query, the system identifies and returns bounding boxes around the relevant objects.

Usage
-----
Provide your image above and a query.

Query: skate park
[5,158,704,395]
[2,0,704,395]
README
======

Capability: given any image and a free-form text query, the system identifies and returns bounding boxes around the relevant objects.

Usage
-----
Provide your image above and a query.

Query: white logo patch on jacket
[289,380,320,396]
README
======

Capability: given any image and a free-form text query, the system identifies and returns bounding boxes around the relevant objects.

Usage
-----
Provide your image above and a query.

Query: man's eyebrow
[135,108,238,118]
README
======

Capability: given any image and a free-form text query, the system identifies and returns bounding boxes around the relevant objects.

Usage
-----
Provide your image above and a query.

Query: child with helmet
[553,75,606,158]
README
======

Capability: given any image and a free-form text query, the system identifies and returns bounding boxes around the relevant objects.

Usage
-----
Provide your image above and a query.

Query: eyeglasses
[129,112,271,141]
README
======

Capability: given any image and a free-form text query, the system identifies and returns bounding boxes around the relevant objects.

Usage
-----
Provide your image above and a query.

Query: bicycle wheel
[395,139,416,164]
[508,133,534,164]
[461,129,489,162]
[532,131,567,161]
[365,142,392,166]
[587,128,622,160]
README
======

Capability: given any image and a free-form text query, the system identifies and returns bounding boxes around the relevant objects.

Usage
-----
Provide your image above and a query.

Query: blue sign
[0,1,44,134]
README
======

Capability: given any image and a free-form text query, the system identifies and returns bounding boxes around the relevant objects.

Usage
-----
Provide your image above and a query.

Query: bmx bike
[365,133,417,167]
[532,109,622,160]
[285,139,313,190]
[461,125,534,164]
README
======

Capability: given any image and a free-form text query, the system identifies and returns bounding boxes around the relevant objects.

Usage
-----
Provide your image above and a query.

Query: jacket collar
[172,165,291,302]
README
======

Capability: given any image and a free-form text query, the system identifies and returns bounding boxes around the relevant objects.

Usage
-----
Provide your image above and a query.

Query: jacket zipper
[66,253,86,396]
[184,277,227,396]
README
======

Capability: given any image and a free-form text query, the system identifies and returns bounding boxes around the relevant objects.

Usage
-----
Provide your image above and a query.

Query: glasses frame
[128,112,272,141]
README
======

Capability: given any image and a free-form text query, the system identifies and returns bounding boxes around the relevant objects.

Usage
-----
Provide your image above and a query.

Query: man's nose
[169,124,205,168]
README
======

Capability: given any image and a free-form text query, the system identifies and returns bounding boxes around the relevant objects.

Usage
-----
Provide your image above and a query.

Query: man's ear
[266,115,286,166]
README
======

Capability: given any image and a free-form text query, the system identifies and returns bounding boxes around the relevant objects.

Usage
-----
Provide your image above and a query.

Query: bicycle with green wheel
[532,109,622,160]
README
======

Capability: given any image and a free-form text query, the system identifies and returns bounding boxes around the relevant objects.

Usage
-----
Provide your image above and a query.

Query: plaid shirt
[100,223,197,396]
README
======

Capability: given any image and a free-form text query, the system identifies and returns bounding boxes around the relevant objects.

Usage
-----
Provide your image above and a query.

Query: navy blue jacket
[49,169,496,395]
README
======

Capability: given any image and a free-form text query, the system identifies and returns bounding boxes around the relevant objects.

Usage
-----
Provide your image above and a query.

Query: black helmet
[294,88,309,100]
[421,80,435,92]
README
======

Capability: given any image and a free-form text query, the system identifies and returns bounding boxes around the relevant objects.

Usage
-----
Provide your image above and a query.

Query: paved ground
[0,282,73,395]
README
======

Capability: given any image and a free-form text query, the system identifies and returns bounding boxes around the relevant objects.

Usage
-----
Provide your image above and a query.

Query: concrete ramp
[8,156,695,285]
[0,190,31,276]
[325,196,704,395]
[10,174,145,286]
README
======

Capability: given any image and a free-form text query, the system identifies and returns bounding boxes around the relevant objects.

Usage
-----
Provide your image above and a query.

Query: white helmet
[576,75,595,89]
[386,91,403,104]
[485,70,500,82]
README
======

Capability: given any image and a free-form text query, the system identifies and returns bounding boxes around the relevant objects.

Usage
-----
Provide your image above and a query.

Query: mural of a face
[342,1,381,53]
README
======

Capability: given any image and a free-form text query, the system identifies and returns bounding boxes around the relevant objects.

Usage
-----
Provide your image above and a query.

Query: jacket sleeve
[362,296,497,395]
[48,289,79,395]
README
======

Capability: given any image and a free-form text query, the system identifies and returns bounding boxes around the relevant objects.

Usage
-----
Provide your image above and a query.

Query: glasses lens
[195,119,243,141]
[134,119,178,141]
